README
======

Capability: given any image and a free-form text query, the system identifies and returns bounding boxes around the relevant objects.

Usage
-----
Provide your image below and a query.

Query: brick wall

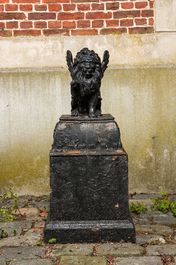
[0,0,154,36]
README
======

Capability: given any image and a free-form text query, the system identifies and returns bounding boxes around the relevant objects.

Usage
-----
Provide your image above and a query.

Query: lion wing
[66,50,73,73]
[101,50,109,74]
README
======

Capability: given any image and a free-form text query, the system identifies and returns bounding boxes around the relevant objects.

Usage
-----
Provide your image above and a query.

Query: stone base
[44,219,135,243]
[44,114,136,243]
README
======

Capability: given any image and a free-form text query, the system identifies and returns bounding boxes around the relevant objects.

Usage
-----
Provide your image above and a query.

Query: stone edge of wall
[0,33,176,69]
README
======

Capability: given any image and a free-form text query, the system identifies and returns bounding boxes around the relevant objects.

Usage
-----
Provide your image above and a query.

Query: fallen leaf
[39,212,48,217]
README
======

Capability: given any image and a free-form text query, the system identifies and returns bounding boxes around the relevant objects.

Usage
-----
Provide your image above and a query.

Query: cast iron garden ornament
[66,48,109,118]
[44,48,136,243]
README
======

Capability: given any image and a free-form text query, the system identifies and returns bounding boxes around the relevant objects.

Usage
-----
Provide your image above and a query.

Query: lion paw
[71,109,79,117]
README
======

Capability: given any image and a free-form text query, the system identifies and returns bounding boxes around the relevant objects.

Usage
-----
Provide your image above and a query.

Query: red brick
[71,29,98,35]
[63,4,75,11]
[0,22,5,28]
[77,4,90,11]
[149,17,154,26]
[13,0,39,3]
[43,0,68,3]
[91,3,104,10]
[120,18,133,26]
[77,20,90,28]
[20,21,33,28]
[14,29,41,36]
[34,21,47,28]
[43,29,69,35]
[100,28,127,34]
[101,0,119,2]
[48,4,61,11]
[35,4,47,11]
[135,18,147,25]
[0,30,12,36]
[63,21,76,28]
[48,20,61,28]
[20,4,33,11]
[106,2,119,10]
[106,19,119,27]
[129,27,154,34]
[92,19,103,27]
[121,2,133,9]
[150,1,154,8]
[57,12,84,20]
[0,12,26,19]
[135,2,148,9]
[86,12,112,19]
[5,4,18,11]
[114,10,140,19]
[142,9,154,17]
[72,0,98,2]
[28,12,56,20]
[0,4,4,11]
[6,21,18,28]
[0,0,9,3]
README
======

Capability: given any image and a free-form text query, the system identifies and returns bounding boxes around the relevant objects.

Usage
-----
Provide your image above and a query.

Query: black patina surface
[66,48,109,118]
[44,115,135,243]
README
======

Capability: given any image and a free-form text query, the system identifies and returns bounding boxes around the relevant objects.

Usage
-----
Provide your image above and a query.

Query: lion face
[78,62,96,80]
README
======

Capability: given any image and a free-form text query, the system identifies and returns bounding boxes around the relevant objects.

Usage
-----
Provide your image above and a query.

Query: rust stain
[91,228,99,232]
[62,122,74,125]
[116,150,123,153]
[112,156,116,160]
[115,204,119,208]
[67,150,82,154]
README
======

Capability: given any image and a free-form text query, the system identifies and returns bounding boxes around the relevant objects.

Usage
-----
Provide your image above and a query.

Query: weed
[0,188,20,221]
[48,238,57,244]
[151,239,161,245]
[0,228,8,238]
[151,191,176,214]
[151,197,170,213]
[129,202,147,214]
[160,191,169,196]
[13,230,17,236]
[36,241,45,247]
[171,200,176,216]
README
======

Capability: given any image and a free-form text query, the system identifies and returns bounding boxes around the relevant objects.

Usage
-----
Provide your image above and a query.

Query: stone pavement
[0,194,176,265]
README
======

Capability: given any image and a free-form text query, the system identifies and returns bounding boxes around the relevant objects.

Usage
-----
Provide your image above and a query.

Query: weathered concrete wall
[155,0,176,31]
[0,34,176,69]
[0,31,176,195]
[0,61,176,195]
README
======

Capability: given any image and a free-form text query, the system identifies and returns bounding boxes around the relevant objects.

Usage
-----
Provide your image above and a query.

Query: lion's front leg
[89,93,98,118]
[71,82,80,116]
[71,96,79,116]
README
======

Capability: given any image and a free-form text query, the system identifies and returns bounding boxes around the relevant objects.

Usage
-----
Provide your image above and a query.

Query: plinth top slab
[51,114,125,156]
[60,114,114,122]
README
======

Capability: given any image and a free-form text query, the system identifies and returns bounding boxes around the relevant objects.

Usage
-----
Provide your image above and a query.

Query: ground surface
[0,194,176,265]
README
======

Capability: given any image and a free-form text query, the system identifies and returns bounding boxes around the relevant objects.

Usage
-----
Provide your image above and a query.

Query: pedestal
[44,114,135,243]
